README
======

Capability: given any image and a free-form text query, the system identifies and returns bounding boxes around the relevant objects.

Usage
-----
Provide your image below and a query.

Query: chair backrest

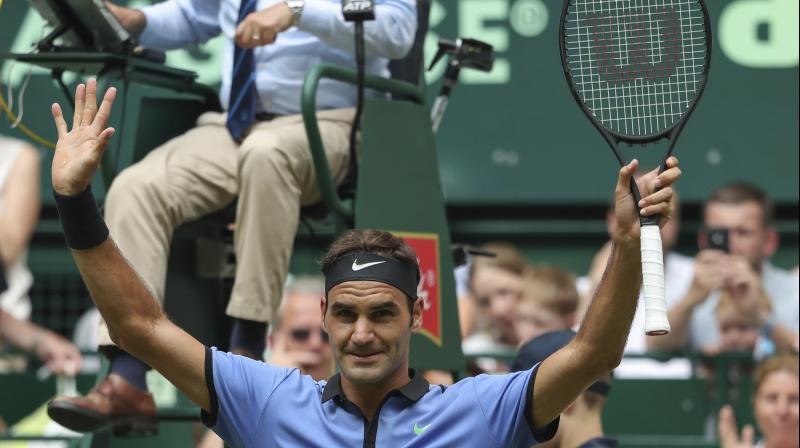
[355,98,465,373]
[388,0,431,87]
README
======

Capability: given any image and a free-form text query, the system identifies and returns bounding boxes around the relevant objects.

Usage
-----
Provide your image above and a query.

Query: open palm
[51,79,117,196]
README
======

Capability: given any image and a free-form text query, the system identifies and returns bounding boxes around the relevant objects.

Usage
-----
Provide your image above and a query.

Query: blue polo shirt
[202,347,558,447]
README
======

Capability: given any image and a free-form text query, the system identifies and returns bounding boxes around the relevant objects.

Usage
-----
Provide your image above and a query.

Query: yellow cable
[0,0,54,147]
[0,83,56,149]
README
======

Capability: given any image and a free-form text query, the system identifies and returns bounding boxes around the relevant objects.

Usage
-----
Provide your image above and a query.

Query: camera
[701,227,729,253]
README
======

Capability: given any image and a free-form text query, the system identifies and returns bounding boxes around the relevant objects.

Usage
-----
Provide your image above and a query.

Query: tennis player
[48,81,680,446]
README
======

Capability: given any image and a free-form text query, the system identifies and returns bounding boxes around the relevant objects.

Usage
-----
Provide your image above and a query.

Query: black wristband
[53,187,109,250]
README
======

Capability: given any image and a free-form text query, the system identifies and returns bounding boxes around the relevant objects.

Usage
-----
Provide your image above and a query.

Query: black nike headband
[323,252,420,301]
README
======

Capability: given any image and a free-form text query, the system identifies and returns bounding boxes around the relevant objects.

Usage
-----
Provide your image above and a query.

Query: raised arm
[49,79,209,411]
[529,158,682,429]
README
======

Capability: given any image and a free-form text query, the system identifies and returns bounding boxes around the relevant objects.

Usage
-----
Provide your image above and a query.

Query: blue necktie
[227,0,258,141]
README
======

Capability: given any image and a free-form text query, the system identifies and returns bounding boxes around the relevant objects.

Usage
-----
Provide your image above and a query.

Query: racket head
[559,0,712,144]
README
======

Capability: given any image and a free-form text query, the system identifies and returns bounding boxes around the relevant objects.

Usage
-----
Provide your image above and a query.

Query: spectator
[47,1,417,436]
[266,276,333,381]
[718,352,799,448]
[0,136,39,321]
[713,289,800,357]
[649,183,799,353]
[511,330,617,448]
[514,267,579,346]
[461,242,526,372]
[714,288,770,354]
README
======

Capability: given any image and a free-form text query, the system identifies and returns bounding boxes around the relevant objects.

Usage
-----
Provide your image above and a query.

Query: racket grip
[641,225,670,335]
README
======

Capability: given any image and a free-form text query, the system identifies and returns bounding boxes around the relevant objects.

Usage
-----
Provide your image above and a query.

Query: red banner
[394,232,442,346]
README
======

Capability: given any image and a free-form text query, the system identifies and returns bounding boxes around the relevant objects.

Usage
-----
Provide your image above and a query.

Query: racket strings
[564,0,707,137]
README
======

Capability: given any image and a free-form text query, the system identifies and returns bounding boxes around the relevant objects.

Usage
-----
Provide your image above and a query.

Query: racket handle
[641,225,670,335]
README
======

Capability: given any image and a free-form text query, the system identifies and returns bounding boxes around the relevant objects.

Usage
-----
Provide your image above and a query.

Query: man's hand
[51,79,117,196]
[725,257,769,324]
[612,157,682,244]
[105,2,147,36]
[685,249,730,305]
[718,405,755,448]
[35,331,82,377]
[235,2,294,49]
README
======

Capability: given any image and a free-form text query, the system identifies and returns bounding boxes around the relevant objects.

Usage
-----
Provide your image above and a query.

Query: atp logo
[343,0,373,13]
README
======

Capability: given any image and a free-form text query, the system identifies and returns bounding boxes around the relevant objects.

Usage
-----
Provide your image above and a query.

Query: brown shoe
[47,373,158,437]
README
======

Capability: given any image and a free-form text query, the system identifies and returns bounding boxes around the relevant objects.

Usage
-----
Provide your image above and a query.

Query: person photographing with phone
[648,182,799,354]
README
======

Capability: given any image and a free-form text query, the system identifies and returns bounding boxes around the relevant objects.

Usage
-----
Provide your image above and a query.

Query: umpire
[47,80,680,446]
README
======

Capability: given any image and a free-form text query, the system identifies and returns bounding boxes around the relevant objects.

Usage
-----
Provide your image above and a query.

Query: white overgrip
[641,224,670,335]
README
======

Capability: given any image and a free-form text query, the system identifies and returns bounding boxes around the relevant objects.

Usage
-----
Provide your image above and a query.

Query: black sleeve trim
[524,364,560,443]
[200,347,220,428]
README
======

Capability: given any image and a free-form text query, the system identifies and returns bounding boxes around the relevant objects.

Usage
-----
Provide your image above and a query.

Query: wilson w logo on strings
[585,8,684,84]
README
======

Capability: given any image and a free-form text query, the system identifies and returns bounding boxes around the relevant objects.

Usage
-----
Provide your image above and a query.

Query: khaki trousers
[97,109,353,346]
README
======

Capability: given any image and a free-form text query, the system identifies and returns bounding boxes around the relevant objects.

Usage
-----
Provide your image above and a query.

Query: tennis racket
[560,0,711,335]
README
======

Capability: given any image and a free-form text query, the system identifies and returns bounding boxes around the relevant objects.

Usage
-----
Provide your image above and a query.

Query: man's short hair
[320,229,419,314]
[520,266,579,318]
[706,182,774,226]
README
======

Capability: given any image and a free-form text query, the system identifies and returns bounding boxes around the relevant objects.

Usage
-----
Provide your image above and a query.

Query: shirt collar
[321,369,429,404]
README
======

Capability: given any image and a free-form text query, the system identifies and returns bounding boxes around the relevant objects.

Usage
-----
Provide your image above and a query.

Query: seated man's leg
[48,112,239,435]
[228,109,354,359]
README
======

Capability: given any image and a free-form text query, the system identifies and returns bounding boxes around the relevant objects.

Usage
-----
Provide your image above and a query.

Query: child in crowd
[713,288,799,357]
[461,242,526,373]
[714,288,771,354]
[514,266,579,347]
[461,243,526,351]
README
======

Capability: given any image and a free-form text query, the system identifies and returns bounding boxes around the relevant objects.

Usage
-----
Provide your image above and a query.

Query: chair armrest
[301,64,425,221]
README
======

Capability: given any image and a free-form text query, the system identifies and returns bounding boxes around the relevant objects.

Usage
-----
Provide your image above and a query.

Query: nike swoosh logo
[413,423,431,435]
[351,260,387,271]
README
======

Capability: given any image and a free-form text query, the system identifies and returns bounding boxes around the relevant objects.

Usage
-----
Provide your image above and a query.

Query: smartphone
[703,227,730,253]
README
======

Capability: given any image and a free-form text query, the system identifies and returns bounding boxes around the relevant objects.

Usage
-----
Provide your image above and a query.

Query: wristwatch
[285,0,305,25]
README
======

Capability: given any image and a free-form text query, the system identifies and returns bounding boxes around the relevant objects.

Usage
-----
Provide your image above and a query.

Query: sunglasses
[290,328,330,343]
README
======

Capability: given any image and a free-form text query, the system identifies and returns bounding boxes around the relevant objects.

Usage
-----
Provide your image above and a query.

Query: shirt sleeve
[201,347,294,447]
[471,363,559,446]
[297,0,417,59]
[138,0,222,50]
